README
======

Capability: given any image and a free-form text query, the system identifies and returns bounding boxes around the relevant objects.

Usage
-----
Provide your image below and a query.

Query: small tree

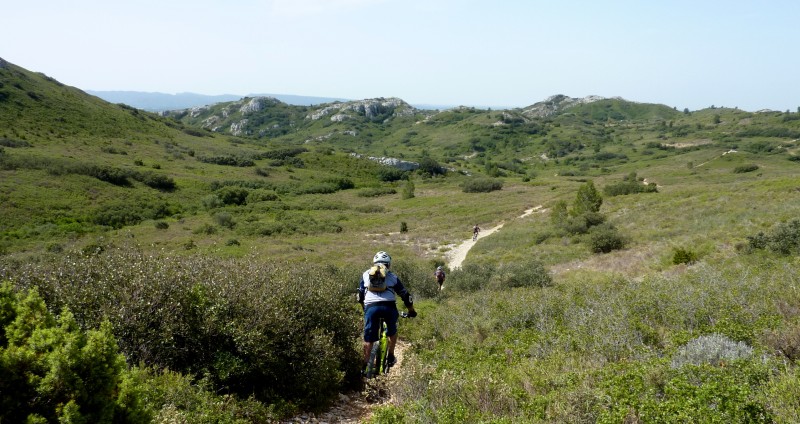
[572,181,602,216]
[402,179,415,199]
[550,200,569,228]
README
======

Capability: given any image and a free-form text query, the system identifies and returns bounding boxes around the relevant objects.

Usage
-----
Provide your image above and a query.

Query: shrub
[91,199,175,229]
[323,177,355,190]
[377,168,408,182]
[154,221,169,230]
[354,205,386,213]
[87,165,132,186]
[400,222,408,233]
[603,181,657,196]
[746,219,800,255]
[247,189,279,203]
[133,171,176,191]
[588,224,627,253]
[213,212,236,229]
[492,260,552,289]
[446,263,496,292]
[202,194,224,210]
[357,187,396,197]
[671,333,753,368]
[418,157,446,177]
[2,249,362,411]
[0,283,130,423]
[402,179,415,199]
[198,155,255,167]
[461,178,503,193]
[573,180,602,215]
[194,223,217,235]
[672,247,697,265]
[216,187,249,206]
[733,164,759,173]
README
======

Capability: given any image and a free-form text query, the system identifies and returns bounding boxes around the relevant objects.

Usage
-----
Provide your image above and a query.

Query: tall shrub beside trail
[0,282,131,423]
[0,248,362,411]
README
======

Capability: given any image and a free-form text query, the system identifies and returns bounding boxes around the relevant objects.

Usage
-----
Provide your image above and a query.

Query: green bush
[323,177,355,190]
[746,219,800,255]
[355,205,386,213]
[357,187,396,197]
[597,359,772,423]
[733,164,759,173]
[132,171,176,191]
[2,249,362,411]
[402,179,415,199]
[588,223,627,253]
[202,194,224,210]
[217,186,249,206]
[91,199,176,229]
[377,167,408,182]
[446,263,496,292]
[573,180,602,215]
[672,247,697,265]
[461,178,503,193]
[492,260,552,289]
[198,155,255,167]
[213,212,236,229]
[603,181,658,196]
[247,189,279,202]
[0,283,130,423]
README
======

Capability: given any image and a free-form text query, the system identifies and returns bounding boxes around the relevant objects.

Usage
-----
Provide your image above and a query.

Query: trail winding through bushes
[445,205,543,270]
[284,206,544,423]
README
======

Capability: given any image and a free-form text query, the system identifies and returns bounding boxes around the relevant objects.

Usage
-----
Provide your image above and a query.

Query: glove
[406,309,417,318]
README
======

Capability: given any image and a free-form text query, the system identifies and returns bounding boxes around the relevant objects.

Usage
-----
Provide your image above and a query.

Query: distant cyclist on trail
[434,266,446,291]
[357,251,416,373]
[473,224,481,241]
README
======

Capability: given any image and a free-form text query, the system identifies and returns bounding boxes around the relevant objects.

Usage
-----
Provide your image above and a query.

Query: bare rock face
[239,97,275,114]
[306,97,415,122]
[350,153,419,171]
[520,94,607,118]
[230,119,249,136]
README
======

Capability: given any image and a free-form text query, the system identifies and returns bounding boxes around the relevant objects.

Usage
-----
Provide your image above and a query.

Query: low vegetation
[4,58,800,421]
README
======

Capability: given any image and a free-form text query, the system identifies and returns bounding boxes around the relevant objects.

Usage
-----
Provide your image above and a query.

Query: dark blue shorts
[363,303,399,342]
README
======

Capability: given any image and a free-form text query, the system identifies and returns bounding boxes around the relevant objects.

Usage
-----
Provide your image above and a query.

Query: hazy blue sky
[4,0,799,111]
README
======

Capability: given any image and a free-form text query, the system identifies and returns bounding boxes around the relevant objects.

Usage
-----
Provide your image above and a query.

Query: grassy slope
[4,59,800,420]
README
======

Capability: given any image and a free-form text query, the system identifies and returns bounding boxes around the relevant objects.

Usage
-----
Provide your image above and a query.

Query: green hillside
[2,58,800,422]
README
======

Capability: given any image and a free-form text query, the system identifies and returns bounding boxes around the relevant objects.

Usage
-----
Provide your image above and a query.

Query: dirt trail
[445,205,543,270]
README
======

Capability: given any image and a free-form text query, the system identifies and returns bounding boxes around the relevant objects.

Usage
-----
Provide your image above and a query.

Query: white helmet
[373,251,391,266]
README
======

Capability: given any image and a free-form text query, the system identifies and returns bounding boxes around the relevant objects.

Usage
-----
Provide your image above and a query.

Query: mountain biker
[473,224,481,241]
[358,251,416,373]
[434,266,446,290]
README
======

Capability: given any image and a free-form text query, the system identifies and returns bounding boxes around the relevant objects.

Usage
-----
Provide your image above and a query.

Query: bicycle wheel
[365,318,385,378]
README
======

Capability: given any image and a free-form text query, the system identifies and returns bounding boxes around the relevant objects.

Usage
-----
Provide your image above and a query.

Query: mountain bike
[365,312,410,378]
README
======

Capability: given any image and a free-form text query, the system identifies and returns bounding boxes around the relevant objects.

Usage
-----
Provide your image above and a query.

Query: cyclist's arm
[393,278,414,309]
[357,278,366,305]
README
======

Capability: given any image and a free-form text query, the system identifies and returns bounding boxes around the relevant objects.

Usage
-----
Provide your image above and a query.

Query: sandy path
[445,206,543,269]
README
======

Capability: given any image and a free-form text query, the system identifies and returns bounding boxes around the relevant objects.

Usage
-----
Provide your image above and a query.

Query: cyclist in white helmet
[357,251,416,371]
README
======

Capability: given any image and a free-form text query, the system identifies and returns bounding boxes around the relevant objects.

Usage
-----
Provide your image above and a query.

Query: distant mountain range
[86,90,351,112]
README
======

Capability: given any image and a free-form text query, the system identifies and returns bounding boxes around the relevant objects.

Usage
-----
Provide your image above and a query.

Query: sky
[3,0,799,111]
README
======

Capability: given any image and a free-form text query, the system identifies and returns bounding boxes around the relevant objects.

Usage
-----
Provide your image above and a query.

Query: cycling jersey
[358,269,413,309]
